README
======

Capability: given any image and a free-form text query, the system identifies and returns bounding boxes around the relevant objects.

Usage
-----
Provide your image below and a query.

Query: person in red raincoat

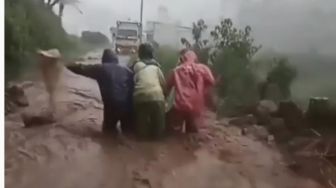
[166,50,215,133]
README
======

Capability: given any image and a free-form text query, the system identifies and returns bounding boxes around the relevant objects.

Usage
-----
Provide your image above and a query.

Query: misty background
[62,0,336,56]
[61,0,336,105]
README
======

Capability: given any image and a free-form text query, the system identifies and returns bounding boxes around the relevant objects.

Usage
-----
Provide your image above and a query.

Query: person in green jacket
[133,43,166,139]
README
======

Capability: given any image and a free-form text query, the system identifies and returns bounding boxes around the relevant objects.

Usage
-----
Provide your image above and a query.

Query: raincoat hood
[142,58,160,67]
[181,50,198,64]
[133,58,160,74]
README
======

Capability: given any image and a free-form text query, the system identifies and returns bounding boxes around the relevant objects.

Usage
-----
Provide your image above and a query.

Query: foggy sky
[62,0,336,55]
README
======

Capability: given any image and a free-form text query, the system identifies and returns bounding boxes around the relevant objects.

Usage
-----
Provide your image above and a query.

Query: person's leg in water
[134,102,151,139]
[102,106,119,134]
[185,116,198,133]
[167,108,185,135]
[149,101,165,139]
[120,111,135,136]
[185,112,203,133]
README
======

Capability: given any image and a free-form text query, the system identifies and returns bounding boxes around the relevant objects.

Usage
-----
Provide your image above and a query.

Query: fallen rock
[253,100,278,125]
[306,97,336,125]
[229,114,257,127]
[6,84,29,107]
[20,81,34,89]
[244,125,269,140]
[268,118,292,142]
[277,101,304,131]
[21,110,56,128]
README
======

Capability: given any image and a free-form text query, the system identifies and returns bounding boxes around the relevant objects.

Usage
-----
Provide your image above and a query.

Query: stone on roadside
[21,110,56,128]
[246,125,269,140]
[268,117,292,141]
[277,101,304,130]
[229,114,257,127]
[267,135,275,144]
[20,81,34,89]
[6,84,29,107]
[253,100,278,125]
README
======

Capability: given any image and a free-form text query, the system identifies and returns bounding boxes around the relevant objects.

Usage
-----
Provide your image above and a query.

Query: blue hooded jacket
[67,54,134,118]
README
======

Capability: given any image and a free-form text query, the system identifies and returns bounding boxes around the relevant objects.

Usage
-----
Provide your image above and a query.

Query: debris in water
[18,148,35,160]
[21,110,56,128]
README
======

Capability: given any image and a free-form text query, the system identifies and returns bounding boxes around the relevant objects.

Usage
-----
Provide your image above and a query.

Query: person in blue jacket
[66,49,134,135]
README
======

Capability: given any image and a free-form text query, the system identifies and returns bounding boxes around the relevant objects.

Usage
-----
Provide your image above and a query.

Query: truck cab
[115,21,141,55]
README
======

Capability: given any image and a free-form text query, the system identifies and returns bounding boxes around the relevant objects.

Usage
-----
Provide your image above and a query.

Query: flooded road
[5,51,323,188]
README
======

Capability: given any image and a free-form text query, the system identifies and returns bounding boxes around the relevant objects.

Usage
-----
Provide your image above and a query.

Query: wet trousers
[167,108,202,133]
[134,101,165,139]
[102,106,133,134]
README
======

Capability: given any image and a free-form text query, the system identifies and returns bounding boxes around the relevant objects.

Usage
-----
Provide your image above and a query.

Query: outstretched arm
[66,63,102,80]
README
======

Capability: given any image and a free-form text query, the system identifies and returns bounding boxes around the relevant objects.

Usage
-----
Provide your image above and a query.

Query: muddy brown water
[5,53,324,188]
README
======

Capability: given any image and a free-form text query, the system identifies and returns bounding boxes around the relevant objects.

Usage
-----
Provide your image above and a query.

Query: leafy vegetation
[155,46,179,76]
[5,0,89,83]
[156,18,300,115]
[266,58,297,100]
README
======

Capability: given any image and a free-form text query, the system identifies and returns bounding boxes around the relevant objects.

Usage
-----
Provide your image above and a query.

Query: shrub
[267,58,297,99]
[5,0,86,83]
[155,46,179,76]
[209,19,261,114]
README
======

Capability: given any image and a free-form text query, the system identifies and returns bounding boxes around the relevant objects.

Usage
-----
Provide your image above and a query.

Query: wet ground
[5,51,324,188]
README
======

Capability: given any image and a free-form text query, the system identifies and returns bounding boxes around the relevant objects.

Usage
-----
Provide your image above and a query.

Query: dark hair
[102,49,118,64]
[179,48,188,62]
[138,43,154,59]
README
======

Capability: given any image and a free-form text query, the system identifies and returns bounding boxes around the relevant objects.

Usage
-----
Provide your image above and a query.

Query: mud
[5,52,324,188]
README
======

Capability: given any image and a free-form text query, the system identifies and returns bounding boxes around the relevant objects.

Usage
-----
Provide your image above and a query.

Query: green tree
[192,19,208,50]
[209,18,262,115]
[210,18,261,60]
[181,19,210,64]
[267,58,297,99]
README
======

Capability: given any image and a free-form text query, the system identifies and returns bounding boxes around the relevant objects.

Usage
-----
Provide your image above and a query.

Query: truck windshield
[117,29,137,38]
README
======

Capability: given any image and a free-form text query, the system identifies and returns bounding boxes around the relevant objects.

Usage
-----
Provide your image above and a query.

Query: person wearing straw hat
[65,49,134,135]
[37,48,63,113]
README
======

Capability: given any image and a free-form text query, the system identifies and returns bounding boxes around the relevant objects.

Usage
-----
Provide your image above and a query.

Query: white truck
[114,21,141,55]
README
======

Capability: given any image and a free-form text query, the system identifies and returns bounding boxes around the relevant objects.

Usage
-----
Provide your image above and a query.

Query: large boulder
[228,114,257,128]
[21,110,56,128]
[243,125,270,141]
[253,100,278,125]
[5,84,29,114]
[306,97,336,125]
[277,101,304,131]
[268,117,292,142]
[7,84,29,107]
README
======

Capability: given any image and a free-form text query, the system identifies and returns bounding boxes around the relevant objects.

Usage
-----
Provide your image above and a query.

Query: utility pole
[140,0,143,43]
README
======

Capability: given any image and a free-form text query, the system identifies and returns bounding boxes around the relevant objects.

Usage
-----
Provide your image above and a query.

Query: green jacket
[133,59,166,102]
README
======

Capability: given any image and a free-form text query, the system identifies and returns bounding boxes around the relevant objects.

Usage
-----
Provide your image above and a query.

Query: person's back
[169,51,215,115]
[98,63,133,112]
[132,43,166,139]
[66,49,134,134]
[133,59,165,102]
[167,50,215,133]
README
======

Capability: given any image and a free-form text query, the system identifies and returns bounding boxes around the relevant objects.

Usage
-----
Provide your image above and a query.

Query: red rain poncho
[167,50,215,116]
